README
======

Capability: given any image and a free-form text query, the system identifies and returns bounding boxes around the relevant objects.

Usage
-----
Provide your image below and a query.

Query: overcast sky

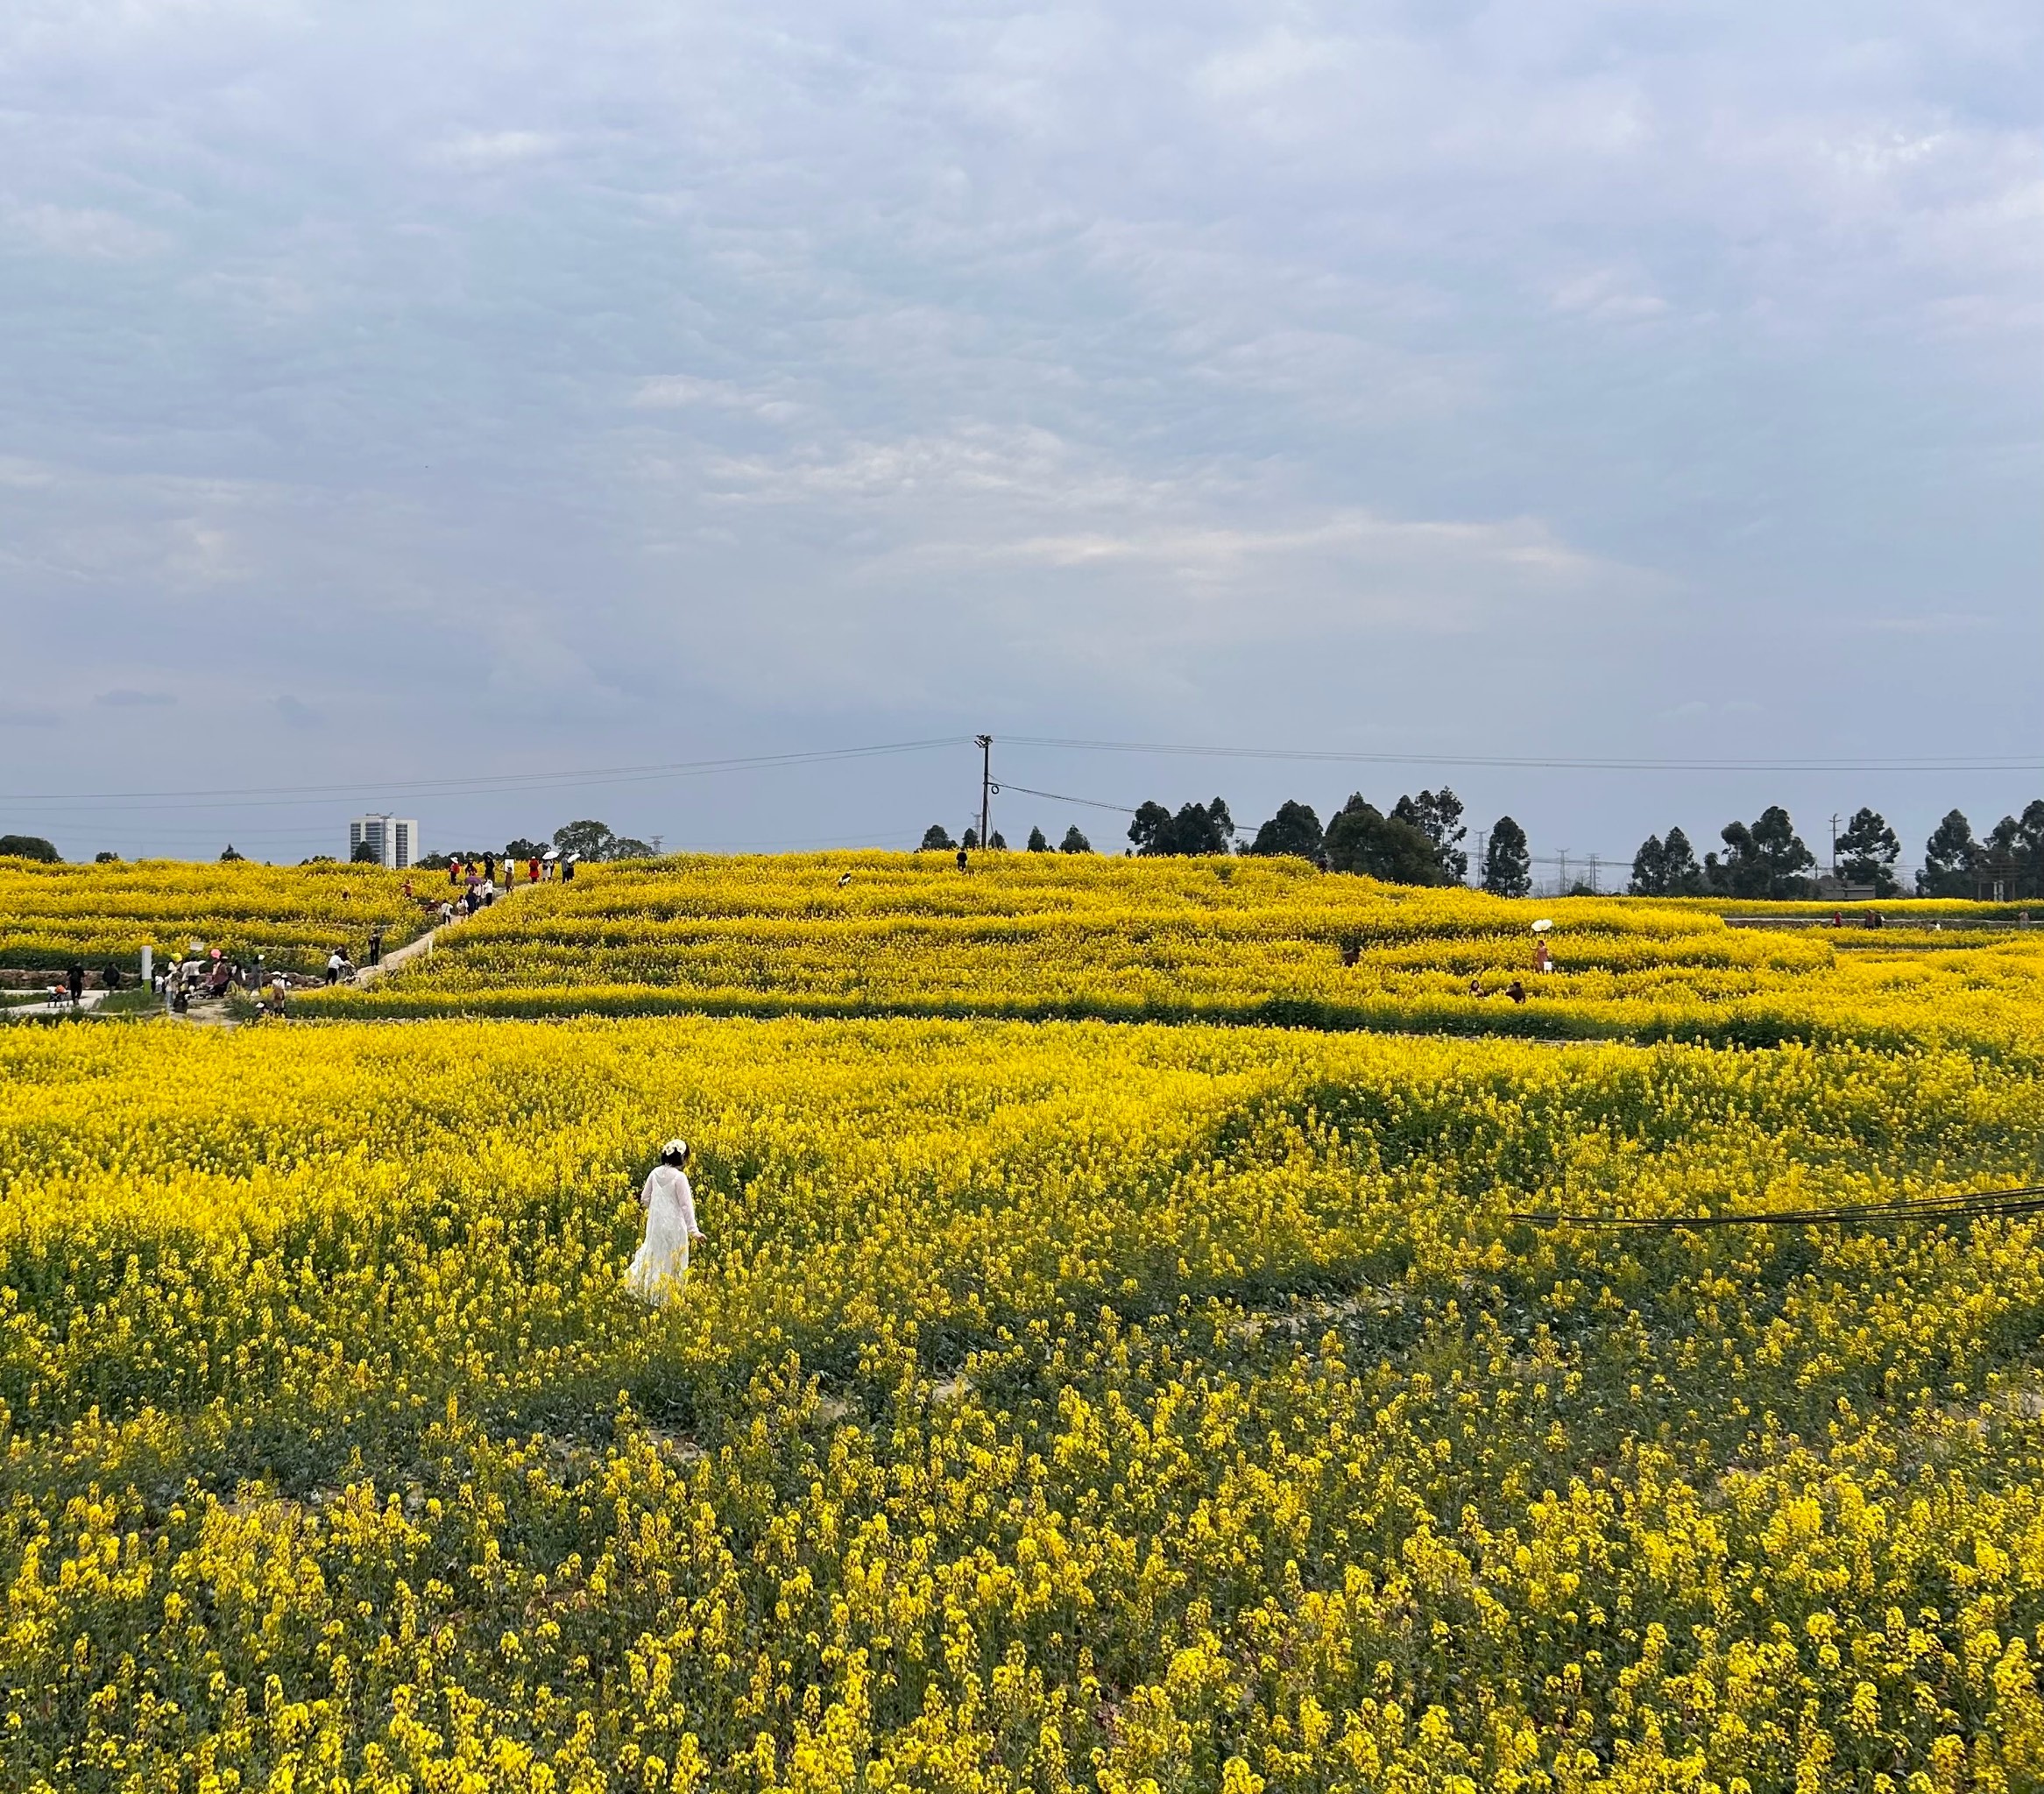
[2,0,2038,876]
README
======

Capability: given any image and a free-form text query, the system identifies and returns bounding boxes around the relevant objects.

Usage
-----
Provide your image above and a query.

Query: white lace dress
[626,1163,700,1304]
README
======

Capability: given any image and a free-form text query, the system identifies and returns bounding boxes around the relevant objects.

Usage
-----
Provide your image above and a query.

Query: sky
[2,0,2038,881]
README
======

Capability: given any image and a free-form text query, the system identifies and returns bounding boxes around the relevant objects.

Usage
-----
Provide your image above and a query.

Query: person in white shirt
[626,1139,704,1304]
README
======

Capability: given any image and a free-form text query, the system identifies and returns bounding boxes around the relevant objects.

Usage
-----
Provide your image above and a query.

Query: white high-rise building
[349,814,421,869]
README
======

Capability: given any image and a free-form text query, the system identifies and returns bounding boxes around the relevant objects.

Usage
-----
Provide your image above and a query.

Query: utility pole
[1828,813,1841,879]
[975,735,992,852]
[1588,853,1600,895]
[1474,829,1488,888]
[1558,849,1569,895]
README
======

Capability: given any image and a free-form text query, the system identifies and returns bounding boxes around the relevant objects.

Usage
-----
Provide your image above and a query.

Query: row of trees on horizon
[919,792,2044,901]
[8,796,2042,901]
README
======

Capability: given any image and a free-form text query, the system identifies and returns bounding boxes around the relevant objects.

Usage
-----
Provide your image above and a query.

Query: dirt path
[354,879,531,987]
[5,990,109,1020]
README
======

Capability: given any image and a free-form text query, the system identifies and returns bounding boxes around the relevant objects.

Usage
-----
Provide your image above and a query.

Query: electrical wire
[0,738,966,812]
[1511,1184,2044,1229]
[992,780,1138,816]
[1007,736,2044,775]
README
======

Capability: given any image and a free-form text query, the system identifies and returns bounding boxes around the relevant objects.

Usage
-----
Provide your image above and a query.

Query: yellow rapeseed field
[301,851,2044,1054]
[6,853,2044,1790]
[0,857,428,974]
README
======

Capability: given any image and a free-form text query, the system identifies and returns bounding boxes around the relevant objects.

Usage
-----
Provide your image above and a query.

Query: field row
[0,858,428,971]
[294,876,2044,1054]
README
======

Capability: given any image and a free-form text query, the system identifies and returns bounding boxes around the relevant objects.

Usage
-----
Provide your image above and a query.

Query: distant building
[349,814,421,869]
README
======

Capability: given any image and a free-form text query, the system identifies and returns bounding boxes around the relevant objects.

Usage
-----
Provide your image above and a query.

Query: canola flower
[295,851,2044,1056]
[0,857,426,974]
[4,1014,2044,1789]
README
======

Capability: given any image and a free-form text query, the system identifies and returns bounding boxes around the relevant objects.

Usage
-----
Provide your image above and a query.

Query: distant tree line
[409,820,659,870]
[1230,789,1536,897]
[12,797,2041,901]
[937,788,1538,897]
[1630,802,2044,900]
[939,788,2044,905]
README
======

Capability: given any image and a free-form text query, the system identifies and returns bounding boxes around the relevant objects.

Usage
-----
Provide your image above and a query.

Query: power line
[993,780,1138,816]
[0,738,965,813]
[1007,736,2044,775]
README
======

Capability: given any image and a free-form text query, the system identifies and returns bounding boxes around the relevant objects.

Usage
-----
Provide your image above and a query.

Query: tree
[1128,798,1234,856]
[1835,808,1901,896]
[1391,788,1468,883]
[921,824,957,851]
[94,851,120,863]
[989,830,1007,850]
[1710,806,1815,899]
[1323,795,1443,885]
[1482,816,1531,898]
[1127,802,1170,853]
[1630,835,1666,895]
[1058,825,1091,854]
[350,840,380,864]
[1917,809,1976,897]
[961,828,980,851]
[1027,825,1050,852]
[1629,827,1703,896]
[2021,800,2044,865]
[0,834,59,862]
[1244,800,1323,861]
[504,837,548,860]
[609,837,654,860]
[1659,827,1703,894]
[553,820,616,861]
[220,844,245,862]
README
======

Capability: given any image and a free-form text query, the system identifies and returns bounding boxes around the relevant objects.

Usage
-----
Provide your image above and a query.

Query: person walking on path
[626,1140,703,1305]
[326,949,343,985]
[66,963,84,1006]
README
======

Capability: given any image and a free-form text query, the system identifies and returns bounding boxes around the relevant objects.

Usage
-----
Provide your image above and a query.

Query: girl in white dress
[626,1139,703,1304]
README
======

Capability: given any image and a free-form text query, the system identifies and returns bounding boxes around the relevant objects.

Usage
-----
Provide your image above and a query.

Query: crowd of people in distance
[145,946,290,1015]
[426,847,577,923]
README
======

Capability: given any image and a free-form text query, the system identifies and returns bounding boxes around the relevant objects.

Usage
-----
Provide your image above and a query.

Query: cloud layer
[0,0,2037,862]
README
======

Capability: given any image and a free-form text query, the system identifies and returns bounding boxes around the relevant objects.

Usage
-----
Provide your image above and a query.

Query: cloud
[1857,612,1995,634]
[0,704,60,728]
[273,695,320,728]
[5,203,166,259]
[1551,269,1670,323]
[431,130,563,169]
[0,0,2034,857]
[94,689,176,708]
[629,376,809,423]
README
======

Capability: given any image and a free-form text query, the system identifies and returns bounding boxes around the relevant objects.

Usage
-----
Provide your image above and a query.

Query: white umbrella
[1531,919,1553,933]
